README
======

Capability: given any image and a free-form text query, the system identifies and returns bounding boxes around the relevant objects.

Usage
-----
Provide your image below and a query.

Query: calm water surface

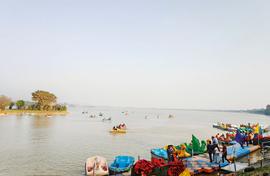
[0,107,269,175]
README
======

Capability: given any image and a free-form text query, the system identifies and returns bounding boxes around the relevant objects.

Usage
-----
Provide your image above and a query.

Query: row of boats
[213,122,270,144]
[84,134,207,176]
[212,122,269,133]
[85,156,134,176]
[85,122,270,175]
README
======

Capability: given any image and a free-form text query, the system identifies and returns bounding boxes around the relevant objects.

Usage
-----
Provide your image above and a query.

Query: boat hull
[109,156,135,174]
[109,129,126,134]
[85,156,109,176]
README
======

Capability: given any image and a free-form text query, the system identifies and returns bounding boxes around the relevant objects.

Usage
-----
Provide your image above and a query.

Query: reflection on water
[32,115,53,128]
[0,107,269,175]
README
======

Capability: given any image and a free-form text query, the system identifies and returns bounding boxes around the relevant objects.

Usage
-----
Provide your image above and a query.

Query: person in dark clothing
[245,132,249,147]
[206,140,213,162]
[167,145,175,162]
[221,143,230,163]
[248,132,253,145]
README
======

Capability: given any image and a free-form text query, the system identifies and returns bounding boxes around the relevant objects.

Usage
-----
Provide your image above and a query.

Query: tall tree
[32,90,57,110]
[0,95,11,110]
[16,100,25,110]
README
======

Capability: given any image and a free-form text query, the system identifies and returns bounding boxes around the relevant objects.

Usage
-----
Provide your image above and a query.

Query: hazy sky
[1,0,270,109]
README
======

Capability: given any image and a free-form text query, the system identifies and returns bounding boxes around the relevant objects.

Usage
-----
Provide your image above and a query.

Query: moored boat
[213,122,238,132]
[85,156,109,176]
[151,148,168,160]
[109,155,135,174]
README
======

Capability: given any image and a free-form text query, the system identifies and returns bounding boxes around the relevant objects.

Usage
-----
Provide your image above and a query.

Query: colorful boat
[109,156,135,174]
[176,145,191,158]
[151,148,168,160]
[164,144,191,158]
[213,122,238,132]
[227,144,260,160]
[185,135,206,155]
[85,156,109,176]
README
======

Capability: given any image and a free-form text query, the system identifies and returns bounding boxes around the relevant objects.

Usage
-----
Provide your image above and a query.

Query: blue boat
[109,156,135,174]
[227,144,251,158]
[151,148,168,160]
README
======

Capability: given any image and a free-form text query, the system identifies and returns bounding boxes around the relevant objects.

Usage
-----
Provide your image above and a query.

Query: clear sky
[1,0,270,110]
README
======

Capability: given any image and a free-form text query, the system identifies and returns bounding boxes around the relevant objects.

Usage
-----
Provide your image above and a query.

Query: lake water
[0,106,269,175]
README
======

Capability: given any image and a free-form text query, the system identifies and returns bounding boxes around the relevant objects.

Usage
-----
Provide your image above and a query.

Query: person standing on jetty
[212,136,220,150]
[221,143,230,163]
[207,140,213,162]
[211,136,220,163]
[213,145,220,163]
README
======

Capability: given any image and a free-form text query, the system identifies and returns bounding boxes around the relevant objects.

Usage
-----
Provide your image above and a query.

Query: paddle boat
[89,115,96,118]
[109,156,135,174]
[85,156,109,176]
[163,144,191,158]
[102,117,111,122]
[213,122,238,132]
[109,128,126,134]
[151,148,168,160]
[110,124,127,133]
[185,135,206,155]
[168,114,174,118]
[176,144,191,158]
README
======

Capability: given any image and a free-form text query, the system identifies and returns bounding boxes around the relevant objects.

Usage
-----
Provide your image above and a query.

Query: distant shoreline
[0,109,68,116]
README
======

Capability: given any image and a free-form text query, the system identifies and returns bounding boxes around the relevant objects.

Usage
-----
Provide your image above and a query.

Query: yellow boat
[176,145,191,158]
[109,129,126,134]
[164,144,191,158]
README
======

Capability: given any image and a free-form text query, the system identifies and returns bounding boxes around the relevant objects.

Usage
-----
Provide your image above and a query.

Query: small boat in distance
[168,114,174,118]
[89,115,96,118]
[85,156,108,176]
[102,117,112,122]
[110,123,127,133]
[110,128,126,134]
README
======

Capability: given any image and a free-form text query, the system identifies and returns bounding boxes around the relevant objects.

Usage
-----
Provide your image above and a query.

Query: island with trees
[0,90,67,116]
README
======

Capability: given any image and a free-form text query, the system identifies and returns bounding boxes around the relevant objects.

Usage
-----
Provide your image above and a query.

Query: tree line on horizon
[0,90,67,111]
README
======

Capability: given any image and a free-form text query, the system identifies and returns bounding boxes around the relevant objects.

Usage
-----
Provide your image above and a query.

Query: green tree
[32,90,57,110]
[16,100,25,110]
[0,95,11,110]
[9,102,15,109]
[265,105,270,115]
[62,105,67,111]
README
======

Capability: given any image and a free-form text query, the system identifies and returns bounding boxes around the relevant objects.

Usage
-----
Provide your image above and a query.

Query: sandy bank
[0,110,68,116]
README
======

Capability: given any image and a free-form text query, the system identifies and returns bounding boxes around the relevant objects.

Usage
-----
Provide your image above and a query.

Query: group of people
[112,123,126,130]
[238,131,254,148]
[215,133,234,143]
[206,136,230,164]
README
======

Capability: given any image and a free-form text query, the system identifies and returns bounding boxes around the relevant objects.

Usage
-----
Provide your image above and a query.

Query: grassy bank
[237,165,270,176]
[0,109,68,116]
